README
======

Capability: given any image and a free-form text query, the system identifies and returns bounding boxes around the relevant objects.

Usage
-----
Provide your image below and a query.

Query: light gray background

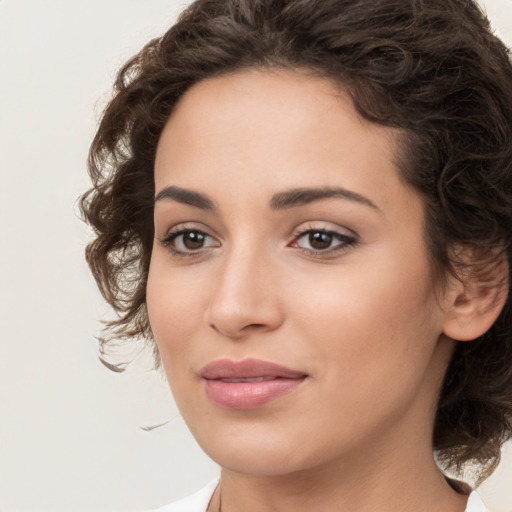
[0,1,511,511]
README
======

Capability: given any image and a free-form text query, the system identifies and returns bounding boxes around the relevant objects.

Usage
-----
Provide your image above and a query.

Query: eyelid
[156,221,358,259]
[158,222,216,242]
[157,223,221,257]
[292,220,356,236]
[288,222,359,257]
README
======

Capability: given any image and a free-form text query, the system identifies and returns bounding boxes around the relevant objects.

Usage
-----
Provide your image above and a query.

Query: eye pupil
[183,231,205,250]
[309,231,332,250]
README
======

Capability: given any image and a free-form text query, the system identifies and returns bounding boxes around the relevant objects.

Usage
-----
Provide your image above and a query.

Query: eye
[159,228,220,255]
[289,228,357,255]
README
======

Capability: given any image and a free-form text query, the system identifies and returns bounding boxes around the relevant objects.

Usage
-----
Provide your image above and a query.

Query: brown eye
[309,231,333,250]
[182,231,206,250]
[161,228,220,255]
[291,228,357,255]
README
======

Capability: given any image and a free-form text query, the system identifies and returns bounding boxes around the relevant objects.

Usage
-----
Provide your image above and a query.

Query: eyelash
[158,226,358,259]
[159,227,217,258]
[289,227,358,258]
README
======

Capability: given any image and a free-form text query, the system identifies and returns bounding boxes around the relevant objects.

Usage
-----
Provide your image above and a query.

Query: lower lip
[204,378,306,410]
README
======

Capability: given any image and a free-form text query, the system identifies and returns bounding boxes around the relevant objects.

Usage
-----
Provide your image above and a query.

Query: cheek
[290,247,443,385]
[279,259,443,452]
[146,253,209,365]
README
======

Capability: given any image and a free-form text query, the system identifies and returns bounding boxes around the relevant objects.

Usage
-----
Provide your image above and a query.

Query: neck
[215,443,468,512]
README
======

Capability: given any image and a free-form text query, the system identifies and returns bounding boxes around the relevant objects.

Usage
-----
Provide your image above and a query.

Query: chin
[208,447,309,477]
[193,420,341,478]
[190,422,307,475]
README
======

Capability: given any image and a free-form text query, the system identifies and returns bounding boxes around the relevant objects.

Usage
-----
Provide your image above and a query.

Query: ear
[442,250,509,342]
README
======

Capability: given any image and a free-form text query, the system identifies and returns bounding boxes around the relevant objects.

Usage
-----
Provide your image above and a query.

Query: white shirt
[151,479,489,512]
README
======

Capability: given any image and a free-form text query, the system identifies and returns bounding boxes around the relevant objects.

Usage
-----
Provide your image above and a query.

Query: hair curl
[80,0,512,481]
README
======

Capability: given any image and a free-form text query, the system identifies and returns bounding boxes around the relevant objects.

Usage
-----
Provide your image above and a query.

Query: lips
[200,358,307,410]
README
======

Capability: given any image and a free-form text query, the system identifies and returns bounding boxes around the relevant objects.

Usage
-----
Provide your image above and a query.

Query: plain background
[0,1,511,511]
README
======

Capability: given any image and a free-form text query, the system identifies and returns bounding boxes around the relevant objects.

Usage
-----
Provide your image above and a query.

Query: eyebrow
[154,186,216,210]
[154,185,379,212]
[270,187,380,211]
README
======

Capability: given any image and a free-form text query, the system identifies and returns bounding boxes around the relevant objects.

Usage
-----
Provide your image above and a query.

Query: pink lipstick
[201,358,307,410]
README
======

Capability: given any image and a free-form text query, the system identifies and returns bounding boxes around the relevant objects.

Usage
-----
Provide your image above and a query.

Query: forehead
[160,68,395,147]
[154,68,414,215]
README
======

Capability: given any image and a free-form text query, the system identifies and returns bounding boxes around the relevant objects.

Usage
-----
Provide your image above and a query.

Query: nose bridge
[205,237,282,338]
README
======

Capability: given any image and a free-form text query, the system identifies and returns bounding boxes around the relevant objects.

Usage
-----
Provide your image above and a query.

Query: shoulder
[149,480,219,512]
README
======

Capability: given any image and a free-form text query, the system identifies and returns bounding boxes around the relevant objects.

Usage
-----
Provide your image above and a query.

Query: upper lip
[200,358,307,380]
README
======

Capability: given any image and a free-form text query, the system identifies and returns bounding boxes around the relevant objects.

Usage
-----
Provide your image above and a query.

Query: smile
[200,358,308,410]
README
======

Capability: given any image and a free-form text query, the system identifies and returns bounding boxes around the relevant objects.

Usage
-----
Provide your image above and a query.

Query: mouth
[200,358,308,410]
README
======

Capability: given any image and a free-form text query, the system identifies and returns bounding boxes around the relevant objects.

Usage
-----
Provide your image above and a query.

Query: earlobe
[442,253,509,342]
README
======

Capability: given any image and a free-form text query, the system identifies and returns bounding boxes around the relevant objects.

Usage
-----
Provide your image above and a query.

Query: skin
[147,69,470,512]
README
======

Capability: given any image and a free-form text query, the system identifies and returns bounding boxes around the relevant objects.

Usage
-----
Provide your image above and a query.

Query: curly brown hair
[80,0,512,481]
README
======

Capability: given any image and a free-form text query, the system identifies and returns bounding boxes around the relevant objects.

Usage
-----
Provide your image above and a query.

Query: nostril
[243,323,265,330]
[209,321,268,338]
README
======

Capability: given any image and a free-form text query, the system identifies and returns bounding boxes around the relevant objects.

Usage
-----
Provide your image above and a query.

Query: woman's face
[147,69,455,476]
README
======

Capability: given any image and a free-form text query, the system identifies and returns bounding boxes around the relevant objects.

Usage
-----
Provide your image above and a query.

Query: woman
[80,0,512,510]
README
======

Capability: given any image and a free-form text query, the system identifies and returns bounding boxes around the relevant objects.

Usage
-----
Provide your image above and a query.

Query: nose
[204,245,284,339]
